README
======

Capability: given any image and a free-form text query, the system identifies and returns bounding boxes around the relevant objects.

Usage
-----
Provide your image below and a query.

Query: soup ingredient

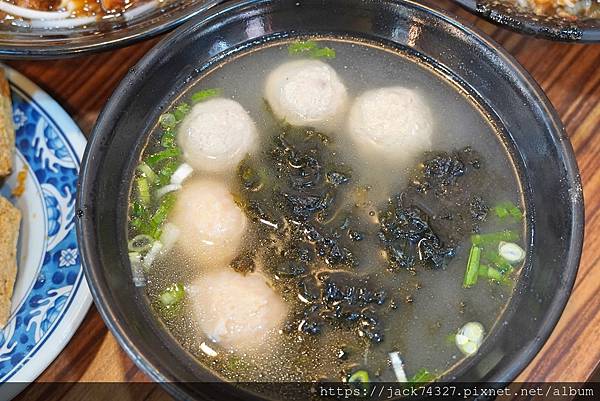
[0,69,14,177]
[455,321,485,356]
[463,245,482,288]
[129,252,145,287]
[408,368,436,385]
[471,230,519,246]
[498,241,526,264]
[264,59,348,129]
[178,98,258,173]
[159,282,185,309]
[347,86,432,164]
[170,163,193,186]
[478,264,510,284]
[492,201,522,220]
[128,234,154,253]
[288,40,336,59]
[295,271,387,342]
[0,196,20,327]
[378,196,455,271]
[191,88,221,104]
[170,179,247,265]
[189,269,288,353]
[348,369,370,386]
[142,241,163,270]
[389,352,408,382]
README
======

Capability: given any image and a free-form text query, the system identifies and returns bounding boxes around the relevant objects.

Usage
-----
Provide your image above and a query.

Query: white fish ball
[170,179,247,265]
[177,98,258,173]
[265,59,348,129]
[190,269,288,353]
[347,86,433,162]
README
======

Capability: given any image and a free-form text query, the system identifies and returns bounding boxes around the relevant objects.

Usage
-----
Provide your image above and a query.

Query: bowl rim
[77,0,584,395]
[453,0,600,42]
[0,0,222,60]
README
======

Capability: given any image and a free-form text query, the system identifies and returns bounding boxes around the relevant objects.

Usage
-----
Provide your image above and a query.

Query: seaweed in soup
[378,196,455,271]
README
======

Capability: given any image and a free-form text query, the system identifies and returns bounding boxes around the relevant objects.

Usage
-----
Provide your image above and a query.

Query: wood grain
[6,1,600,398]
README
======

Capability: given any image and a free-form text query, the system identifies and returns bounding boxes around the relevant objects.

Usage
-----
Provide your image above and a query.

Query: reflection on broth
[127,39,526,384]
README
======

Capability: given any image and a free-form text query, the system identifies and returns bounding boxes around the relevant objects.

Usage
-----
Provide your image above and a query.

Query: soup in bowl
[77,0,583,399]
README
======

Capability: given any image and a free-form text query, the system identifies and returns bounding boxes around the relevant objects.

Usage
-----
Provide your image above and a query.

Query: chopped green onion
[482,250,513,273]
[161,129,177,148]
[389,352,407,382]
[173,103,190,121]
[471,230,519,246]
[128,234,154,253]
[159,113,177,130]
[498,241,526,264]
[463,245,481,288]
[129,252,145,287]
[455,322,485,356]
[159,283,185,308]
[136,177,151,205]
[409,368,436,384]
[130,217,150,234]
[478,264,510,284]
[348,370,370,388]
[137,162,157,183]
[149,193,177,238]
[311,47,336,59]
[191,88,221,104]
[288,40,318,54]
[146,148,181,167]
[492,206,509,218]
[131,201,145,219]
[509,206,523,220]
[288,40,336,59]
[492,201,522,221]
[157,160,180,186]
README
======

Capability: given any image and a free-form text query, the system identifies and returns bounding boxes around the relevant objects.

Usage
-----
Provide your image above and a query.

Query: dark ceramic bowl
[77,0,584,399]
[0,0,220,59]
[454,0,600,42]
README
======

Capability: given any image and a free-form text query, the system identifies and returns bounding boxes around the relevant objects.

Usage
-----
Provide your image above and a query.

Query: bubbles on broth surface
[132,39,526,384]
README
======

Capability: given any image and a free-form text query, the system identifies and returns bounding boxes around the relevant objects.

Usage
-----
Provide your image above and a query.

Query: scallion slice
[348,369,369,386]
[149,193,177,238]
[137,162,157,183]
[463,245,481,288]
[159,283,185,308]
[471,230,519,246]
[191,88,221,104]
[146,148,180,167]
[478,264,509,284]
[409,368,435,384]
[173,103,190,121]
[128,234,154,253]
[161,129,177,148]
[288,40,336,59]
[492,201,523,221]
[159,113,177,130]
[482,250,513,273]
[498,241,526,264]
[136,177,151,205]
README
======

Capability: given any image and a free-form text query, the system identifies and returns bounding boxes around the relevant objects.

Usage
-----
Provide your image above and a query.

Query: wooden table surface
[7,1,600,399]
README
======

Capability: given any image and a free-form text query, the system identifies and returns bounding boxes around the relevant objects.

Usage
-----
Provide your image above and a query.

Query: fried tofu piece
[0,196,20,326]
[0,69,14,177]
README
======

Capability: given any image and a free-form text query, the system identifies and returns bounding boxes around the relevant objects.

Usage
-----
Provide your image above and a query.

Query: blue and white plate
[0,67,90,399]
